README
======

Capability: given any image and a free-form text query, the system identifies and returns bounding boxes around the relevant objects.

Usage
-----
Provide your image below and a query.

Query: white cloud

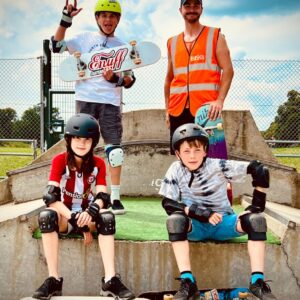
[0,0,299,60]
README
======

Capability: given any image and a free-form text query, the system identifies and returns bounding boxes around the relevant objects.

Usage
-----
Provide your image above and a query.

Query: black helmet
[172,123,209,151]
[65,113,100,148]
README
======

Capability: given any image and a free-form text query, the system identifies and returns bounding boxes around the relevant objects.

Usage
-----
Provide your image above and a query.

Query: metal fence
[0,54,299,156]
[0,57,41,143]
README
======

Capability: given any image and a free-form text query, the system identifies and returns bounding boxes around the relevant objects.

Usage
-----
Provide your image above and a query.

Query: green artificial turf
[33,197,280,244]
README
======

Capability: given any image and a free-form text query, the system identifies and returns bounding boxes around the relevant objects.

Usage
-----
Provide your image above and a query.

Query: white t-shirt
[159,158,249,215]
[66,31,126,106]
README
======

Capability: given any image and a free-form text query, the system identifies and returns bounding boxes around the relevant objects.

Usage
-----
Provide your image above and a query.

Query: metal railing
[0,139,38,159]
[265,140,300,158]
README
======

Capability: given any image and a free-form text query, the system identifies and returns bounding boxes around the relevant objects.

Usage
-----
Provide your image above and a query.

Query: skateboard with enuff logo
[58,40,161,82]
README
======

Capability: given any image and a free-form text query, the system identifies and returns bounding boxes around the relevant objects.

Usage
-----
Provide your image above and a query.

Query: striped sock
[251,272,264,284]
[180,271,195,283]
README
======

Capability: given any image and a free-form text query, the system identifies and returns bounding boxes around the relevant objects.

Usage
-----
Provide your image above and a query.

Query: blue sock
[180,271,195,283]
[251,272,264,284]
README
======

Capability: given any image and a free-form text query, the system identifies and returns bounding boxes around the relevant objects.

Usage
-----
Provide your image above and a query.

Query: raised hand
[60,0,83,28]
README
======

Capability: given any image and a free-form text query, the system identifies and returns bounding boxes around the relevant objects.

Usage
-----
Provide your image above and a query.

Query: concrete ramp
[1,109,299,207]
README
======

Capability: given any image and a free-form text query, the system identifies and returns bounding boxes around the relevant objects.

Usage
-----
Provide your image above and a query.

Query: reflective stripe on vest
[169,27,221,116]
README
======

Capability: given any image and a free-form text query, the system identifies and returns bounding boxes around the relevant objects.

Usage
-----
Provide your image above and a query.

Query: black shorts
[76,101,122,145]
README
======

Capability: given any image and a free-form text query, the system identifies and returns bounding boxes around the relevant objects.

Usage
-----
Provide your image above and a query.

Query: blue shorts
[188,213,245,241]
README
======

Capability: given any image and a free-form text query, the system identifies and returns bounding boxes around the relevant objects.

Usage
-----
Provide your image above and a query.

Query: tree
[264,90,300,141]
[0,108,17,139]
[13,106,40,141]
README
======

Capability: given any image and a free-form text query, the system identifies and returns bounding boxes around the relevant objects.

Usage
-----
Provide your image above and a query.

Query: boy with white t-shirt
[50,0,136,215]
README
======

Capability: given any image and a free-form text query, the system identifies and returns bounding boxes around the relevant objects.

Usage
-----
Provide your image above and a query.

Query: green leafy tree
[0,108,17,139]
[275,90,300,140]
[13,106,40,141]
[264,90,300,141]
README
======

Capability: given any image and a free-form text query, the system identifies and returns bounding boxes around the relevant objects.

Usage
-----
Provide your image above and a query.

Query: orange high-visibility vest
[168,26,221,117]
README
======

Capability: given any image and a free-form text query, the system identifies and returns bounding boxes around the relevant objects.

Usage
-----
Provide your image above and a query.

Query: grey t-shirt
[159,158,249,214]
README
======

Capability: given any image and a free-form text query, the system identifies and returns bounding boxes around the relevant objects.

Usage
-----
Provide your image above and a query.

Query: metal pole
[39,56,45,153]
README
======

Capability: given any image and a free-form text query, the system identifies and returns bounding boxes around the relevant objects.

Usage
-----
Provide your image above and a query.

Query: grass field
[272,146,300,171]
[0,143,40,177]
[33,197,281,245]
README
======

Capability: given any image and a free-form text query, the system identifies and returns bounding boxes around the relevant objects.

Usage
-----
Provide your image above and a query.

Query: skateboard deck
[195,104,228,159]
[59,41,161,82]
[195,104,233,203]
[139,288,256,300]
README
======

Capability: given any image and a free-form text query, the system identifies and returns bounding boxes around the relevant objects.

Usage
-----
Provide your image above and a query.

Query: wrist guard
[247,160,270,188]
[43,185,61,206]
[162,197,186,215]
[68,212,89,233]
[188,204,213,222]
[124,73,136,89]
[86,203,100,221]
[60,6,75,28]
[108,73,125,87]
[94,192,111,209]
[245,189,266,213]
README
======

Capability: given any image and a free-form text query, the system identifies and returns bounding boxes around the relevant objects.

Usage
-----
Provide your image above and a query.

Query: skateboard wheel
[163,294,173,300]
[130,40,137,46]
[134,58,142,65]
[238,292,249,299]
[74,51,81,58]
[78,71,85,78]
[216,123,223,130]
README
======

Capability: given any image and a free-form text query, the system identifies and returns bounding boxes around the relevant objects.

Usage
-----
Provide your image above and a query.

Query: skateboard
[195,104,233,203]
[59,40,161,82]
[139,288,255,300]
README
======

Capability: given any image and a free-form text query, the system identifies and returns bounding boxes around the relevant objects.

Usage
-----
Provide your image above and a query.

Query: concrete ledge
[241,194,299,239]
[22,297,148,300]
[7,161,51,204]
[0,200,299,300]
[0,177,12,205]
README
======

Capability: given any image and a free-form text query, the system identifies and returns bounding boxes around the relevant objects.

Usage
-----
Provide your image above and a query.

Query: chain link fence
[0,57,41,143]
[0,55,299,158]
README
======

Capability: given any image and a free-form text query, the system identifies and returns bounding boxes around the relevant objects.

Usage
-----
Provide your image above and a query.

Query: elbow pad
[247,160,270,188]
[50,36,67,53]
[162,197,186,215]
[43,185,61,206]
[188,204,213,222]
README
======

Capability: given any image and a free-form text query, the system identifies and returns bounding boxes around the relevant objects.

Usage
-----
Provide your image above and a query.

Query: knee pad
[239,213,267,241]
[166,212,190,242]
[105,144,124,167]
[38,209,59,233]
[96,211,116,235]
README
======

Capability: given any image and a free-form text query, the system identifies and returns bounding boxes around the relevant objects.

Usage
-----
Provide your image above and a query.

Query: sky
[0,0,300,60]
[0,0,300,132]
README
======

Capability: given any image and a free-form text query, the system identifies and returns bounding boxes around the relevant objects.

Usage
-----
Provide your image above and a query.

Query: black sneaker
[111,199,126,215]
[100,274,135,300]
[32,277,63,300]
[173,278,199,300]
[249,279,276,299]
